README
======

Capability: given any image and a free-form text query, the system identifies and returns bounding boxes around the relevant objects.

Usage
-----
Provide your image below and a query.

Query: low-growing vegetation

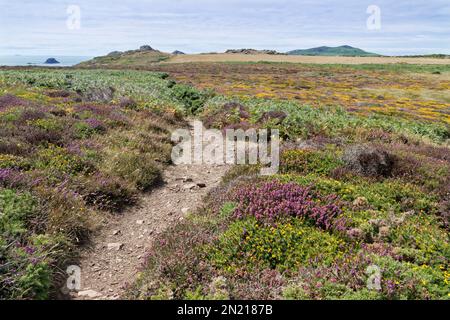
[126,62,449,300]
[1,60,449,300]
[0,69,190,299]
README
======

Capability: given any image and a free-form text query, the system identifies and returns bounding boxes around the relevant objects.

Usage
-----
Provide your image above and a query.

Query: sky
[0,0,449,56]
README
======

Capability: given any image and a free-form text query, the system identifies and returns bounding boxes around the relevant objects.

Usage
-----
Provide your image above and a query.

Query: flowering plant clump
[0,168,29,188]
[84,118,106,132]
[232,181,345,231]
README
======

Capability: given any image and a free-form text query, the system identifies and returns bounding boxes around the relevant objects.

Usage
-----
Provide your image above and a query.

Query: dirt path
[70,126,229,300]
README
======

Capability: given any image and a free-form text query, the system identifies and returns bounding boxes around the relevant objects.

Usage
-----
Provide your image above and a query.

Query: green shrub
[208,217,346,272]
[0,189,37,238]
[0,108,22,122]
[30,118,64,131]
[280,174,438,213]
[0,154,30,170]
[172,84,214,114]
[281,149,342,175]
[15,261,51,300]
[73,122,96,139]
[107,152,162,191]
[79,174,136,212]
[34,145,93,176]
[369,255,449,299]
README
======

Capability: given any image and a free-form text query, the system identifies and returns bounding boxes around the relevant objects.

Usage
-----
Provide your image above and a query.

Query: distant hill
[287,45,381,57]
[77,45,171,67]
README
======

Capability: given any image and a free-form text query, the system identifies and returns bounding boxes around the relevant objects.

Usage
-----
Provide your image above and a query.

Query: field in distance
[166,53,450,65]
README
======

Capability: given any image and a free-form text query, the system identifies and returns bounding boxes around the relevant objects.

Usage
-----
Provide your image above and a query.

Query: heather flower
[0,94,30,110]
[0,168,27,188]
[232,181,345,231]
[24,246,35,255]
[85,118,106,132]
[74,104,114,116]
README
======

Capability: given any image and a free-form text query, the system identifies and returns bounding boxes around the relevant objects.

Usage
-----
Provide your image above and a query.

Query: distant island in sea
[0,55,92,67]
[44,58,60,64]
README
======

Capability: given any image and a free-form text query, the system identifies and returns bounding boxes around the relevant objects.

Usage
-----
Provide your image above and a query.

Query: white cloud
[0,0,449,55]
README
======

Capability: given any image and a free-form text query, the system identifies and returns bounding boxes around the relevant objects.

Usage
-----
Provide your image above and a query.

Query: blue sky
[0,0,449,56]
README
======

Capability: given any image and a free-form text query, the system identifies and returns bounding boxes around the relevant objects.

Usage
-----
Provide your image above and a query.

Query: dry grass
[167,53,450,65]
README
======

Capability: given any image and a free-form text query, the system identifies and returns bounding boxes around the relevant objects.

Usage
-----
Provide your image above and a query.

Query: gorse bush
[282,174,438,214]
[209,217,346,272]
[35,145,93,177]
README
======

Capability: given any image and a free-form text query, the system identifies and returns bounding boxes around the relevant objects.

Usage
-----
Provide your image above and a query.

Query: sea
[0,55,92,67]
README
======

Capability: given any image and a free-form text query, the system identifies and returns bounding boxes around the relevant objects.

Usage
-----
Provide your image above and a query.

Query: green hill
[77,45,171,68]
[287,45,381,57]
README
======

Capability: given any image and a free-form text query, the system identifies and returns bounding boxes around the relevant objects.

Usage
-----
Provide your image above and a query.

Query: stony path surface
[71,126,229,300]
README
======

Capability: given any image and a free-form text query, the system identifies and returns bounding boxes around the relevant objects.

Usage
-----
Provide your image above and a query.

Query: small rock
[368,219,385,227]
[78,290,102,299]
[112,230,121,236]
[403,210,415,217]
[197,183,207,188]
[353,197,368,207]
[136,220,145,225]
[347,228,364,240]
[181,208,190,214]
[183,183,197,190]
[379,226,390,238]
[177,176,193,182]
[107,243,124,251]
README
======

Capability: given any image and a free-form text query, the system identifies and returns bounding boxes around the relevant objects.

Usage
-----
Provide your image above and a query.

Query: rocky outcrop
[106,51,123,57]
[225,49,285,55]
[139,45,154,51]
[44,58,60,64]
